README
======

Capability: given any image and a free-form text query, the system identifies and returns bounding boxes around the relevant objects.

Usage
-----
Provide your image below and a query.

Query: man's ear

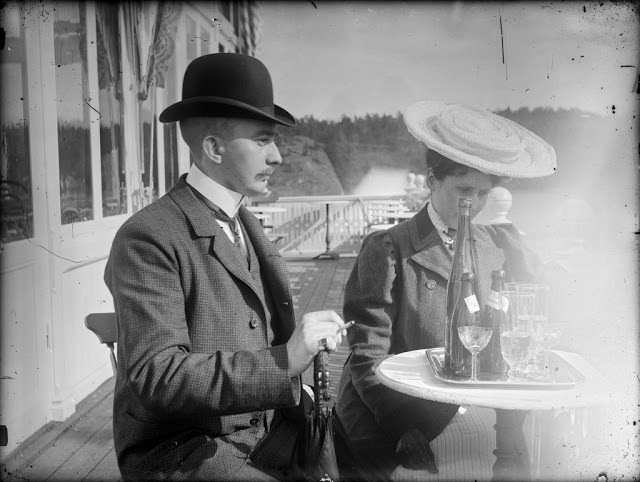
[202,136,225,164]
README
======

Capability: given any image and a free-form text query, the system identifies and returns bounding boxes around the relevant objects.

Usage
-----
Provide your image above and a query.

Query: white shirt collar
[185,164,245,218]
[427,201,454,246]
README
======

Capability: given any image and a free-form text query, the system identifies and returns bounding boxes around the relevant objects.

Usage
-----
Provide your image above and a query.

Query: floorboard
[48,418,113,481]
[1,258,356,481]
[82,447,119,482]
[16,392,114,481]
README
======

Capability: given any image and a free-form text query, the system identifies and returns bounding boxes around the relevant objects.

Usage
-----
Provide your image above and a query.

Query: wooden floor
[1,255,357,481]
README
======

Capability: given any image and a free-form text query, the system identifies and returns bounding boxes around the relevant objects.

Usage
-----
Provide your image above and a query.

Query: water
[458,325,493,353]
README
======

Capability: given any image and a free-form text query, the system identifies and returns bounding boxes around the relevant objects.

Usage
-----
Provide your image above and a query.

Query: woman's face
[428,168,494,227]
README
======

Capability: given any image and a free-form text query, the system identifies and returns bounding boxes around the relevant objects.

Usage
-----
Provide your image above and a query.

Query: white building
[0,0,262,459]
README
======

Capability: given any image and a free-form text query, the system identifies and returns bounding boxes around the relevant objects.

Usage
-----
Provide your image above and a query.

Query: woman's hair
[426,149,501,186]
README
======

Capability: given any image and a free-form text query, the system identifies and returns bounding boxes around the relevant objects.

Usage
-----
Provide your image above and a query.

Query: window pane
[186,16,198,61]
[96,3,127,217]
[164,123,179,190]
[55,4,93,224]
[163,54,180,190]
[140,99,159,204]
[201,29,211,55]
[0,2,34,243]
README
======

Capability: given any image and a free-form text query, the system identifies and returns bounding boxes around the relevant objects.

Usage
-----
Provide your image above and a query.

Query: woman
[335,101,556,480]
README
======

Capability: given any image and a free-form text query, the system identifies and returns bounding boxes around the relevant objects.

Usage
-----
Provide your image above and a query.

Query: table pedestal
[492,409,530,481]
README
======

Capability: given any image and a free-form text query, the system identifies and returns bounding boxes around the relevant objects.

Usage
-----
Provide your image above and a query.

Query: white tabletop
[376,349,610,411]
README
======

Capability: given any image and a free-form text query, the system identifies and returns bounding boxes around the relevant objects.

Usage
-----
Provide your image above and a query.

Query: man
[104,53,345,481]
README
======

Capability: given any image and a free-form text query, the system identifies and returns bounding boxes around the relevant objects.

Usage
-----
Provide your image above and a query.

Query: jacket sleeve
[105,219,300,421]
[344,232,457,441]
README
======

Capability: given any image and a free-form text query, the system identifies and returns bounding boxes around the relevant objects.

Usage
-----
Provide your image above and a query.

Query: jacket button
[250,418,260,426]
[426,280,437,290]
[249,318,259,329]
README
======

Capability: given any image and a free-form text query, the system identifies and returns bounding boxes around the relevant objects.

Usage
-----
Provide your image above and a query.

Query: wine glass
[537,319,569,379]
[500,290,534,381]
[457,305,493,382]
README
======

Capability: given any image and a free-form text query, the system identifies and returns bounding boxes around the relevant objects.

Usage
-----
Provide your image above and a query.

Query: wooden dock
[1,256,357,481]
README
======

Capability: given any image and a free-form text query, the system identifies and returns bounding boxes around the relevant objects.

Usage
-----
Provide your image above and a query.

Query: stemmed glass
[499,290,535,381]
[457,305,493,382]
[535,319,569,379]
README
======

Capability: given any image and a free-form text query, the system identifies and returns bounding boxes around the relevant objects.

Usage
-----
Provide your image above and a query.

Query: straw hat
[403,101,556,178]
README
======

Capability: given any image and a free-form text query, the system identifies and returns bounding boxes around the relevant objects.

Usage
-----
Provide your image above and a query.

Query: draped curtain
[121,1,181,208]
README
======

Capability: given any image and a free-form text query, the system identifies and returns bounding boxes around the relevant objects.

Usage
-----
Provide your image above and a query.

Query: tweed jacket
[104,176,299,480]
[336,204,539,445]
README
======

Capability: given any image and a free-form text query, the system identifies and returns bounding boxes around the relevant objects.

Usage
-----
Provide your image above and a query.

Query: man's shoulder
[116,193,184,240]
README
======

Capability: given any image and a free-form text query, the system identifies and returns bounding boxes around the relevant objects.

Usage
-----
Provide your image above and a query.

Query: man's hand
[286,310,346,377]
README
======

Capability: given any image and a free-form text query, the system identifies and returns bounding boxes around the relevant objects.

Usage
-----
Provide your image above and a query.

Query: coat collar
[404,204,505,287]
[407,205,453,281]
[168,176,294,337]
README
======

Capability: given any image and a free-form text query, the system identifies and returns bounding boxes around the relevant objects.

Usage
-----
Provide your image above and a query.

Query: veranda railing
[250,194,407,257]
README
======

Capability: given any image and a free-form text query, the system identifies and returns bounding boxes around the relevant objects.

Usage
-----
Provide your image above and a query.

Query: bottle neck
[490,276,505,293]
[453,207,475,273]
[459,278,475,298]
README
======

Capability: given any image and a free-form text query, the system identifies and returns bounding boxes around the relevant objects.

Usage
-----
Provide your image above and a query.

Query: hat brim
[403,101,556,178]
[159,96,295,126]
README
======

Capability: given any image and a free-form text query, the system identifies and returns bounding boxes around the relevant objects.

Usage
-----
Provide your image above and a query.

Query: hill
[274,108,637,201]
[267,135,343,196]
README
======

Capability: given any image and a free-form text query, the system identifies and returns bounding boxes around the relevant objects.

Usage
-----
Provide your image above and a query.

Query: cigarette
[336,320,355,334]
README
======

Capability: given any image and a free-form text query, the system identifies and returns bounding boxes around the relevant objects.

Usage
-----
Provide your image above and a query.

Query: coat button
[426,279,437,290]
[250,418,260,426]
[249,317,259,329]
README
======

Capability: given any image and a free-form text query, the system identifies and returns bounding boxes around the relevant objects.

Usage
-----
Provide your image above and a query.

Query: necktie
[444,228,457,251]
[210,206,243,251]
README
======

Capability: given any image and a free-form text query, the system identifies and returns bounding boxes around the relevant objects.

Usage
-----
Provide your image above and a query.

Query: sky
[257,1,639,120]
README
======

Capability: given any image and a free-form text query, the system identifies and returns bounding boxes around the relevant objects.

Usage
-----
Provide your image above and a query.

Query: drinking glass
[499,290,534,380]
[537,319,569,379]
[457,320,493,382]
[516,284,550,377]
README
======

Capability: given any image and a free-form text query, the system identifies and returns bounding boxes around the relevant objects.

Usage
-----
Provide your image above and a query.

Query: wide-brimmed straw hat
[403,101,556,178]
[159,53,295,126]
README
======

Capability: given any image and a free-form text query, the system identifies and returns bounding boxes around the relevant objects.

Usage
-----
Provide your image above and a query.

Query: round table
[376,349,609,480]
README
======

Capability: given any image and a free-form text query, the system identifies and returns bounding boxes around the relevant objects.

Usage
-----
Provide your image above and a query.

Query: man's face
[429,168,493,227]
[216,118,282,197]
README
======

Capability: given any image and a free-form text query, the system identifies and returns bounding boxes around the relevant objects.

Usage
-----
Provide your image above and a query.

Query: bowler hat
[159,53,295,126]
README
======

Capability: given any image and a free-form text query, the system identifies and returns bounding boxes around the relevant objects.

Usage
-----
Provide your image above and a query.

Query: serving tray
[426,347,585,389]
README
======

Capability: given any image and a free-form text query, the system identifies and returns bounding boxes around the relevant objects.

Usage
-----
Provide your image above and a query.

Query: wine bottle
[445,198,478,376]
[450,271,480,377]
[479,269,507,378]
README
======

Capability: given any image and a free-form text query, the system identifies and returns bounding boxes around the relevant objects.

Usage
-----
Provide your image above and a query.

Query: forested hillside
[272,108,633,198]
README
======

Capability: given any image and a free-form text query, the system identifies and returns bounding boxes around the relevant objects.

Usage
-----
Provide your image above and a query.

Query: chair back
[85,312,118,374]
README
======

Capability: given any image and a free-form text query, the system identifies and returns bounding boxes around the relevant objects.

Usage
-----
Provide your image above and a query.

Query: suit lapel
[168,177,262,306]
[402,205,505,294]
[406,206,453,281]
[240,207,296,343]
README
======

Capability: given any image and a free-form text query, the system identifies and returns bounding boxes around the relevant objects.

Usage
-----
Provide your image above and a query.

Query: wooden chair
[85,312,118,375]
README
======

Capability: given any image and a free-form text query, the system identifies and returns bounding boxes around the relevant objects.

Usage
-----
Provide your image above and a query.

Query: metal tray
[426,347,585,389]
